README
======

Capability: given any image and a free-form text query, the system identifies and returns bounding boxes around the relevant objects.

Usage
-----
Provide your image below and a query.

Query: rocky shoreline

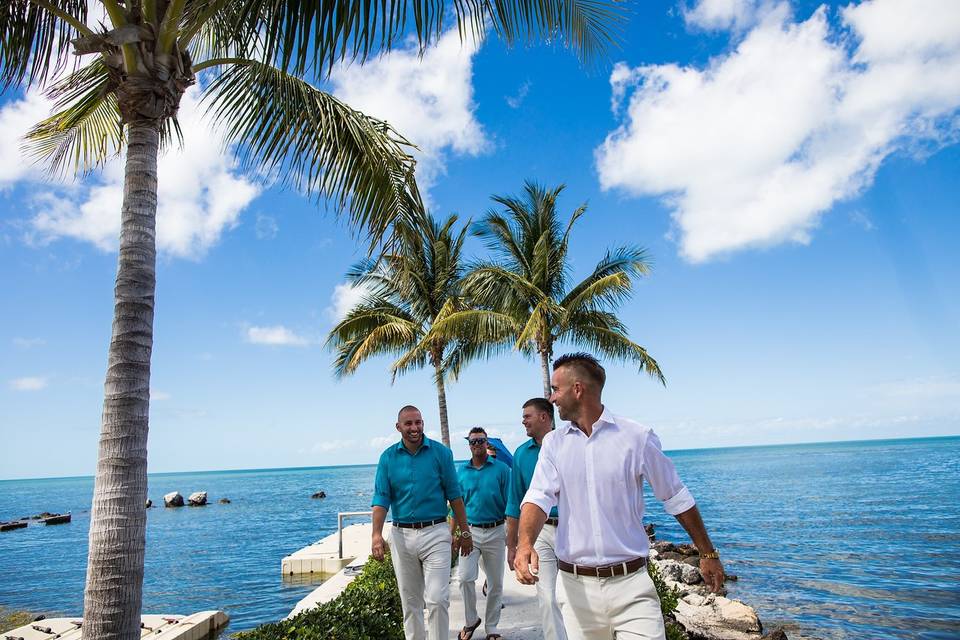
[646,525,791,640]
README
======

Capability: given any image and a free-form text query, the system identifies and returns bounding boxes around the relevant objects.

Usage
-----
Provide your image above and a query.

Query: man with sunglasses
[453,427,511,640]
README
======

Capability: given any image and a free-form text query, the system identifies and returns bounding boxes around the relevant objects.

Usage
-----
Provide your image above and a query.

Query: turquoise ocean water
[1,436,958,638]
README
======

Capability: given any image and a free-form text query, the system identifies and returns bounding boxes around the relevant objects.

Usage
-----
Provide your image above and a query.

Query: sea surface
[1,436,958,638]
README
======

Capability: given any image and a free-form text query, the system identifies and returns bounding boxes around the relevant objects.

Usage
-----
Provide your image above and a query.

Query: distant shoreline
[3,433,957,482]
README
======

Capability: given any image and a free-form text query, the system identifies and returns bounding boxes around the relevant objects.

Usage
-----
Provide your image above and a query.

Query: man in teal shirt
[454,427,510,640]
[506,398,566,640]
[371,405,473,640]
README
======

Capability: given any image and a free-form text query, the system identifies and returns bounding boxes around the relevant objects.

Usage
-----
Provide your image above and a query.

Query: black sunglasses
[468,438,488,446]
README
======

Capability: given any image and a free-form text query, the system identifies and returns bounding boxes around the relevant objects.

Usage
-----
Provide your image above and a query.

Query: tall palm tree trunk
[82,123,159,640]
[434,365,451,448]
[540,350,552,398]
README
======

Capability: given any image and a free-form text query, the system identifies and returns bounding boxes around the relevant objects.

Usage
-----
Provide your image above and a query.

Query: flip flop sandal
[458,618,482,640]
[486,635,503,639]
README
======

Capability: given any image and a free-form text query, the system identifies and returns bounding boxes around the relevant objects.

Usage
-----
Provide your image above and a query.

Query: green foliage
[0,607,37,633]
[235,556,403,640]
[648,561,687,640]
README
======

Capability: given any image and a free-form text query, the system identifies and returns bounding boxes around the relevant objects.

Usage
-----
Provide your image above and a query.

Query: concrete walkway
[448,556,543,640]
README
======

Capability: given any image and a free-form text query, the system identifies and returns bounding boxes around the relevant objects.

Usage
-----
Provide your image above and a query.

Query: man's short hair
[553,352,606,390]
[397,405,420,420]
[468,426,487,436]
[523,397,554,422]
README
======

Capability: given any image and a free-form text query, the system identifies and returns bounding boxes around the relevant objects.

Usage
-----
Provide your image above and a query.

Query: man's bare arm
[514,503,548,584]
[371,506,388,560]
[506,516,519,569]
[674,505,725,593]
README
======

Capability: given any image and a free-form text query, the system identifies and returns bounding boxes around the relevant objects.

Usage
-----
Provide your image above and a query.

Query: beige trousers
[390,522,453,640]
[558,567,665,640]
[534,524,567,640]
[458,523,506,636]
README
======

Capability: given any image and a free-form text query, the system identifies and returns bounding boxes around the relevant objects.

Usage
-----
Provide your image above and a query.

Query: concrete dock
[4,611,229,640]
[286,522,544,638]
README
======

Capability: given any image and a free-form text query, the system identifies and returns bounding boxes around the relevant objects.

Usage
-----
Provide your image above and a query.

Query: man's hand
[459,535,473,556]
[371,533,386,561]
[507,544,517,571]
[700,557,725,593]
[514,545,540,585]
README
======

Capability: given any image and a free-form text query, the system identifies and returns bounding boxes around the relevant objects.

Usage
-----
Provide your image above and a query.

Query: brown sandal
[458,618,482,640]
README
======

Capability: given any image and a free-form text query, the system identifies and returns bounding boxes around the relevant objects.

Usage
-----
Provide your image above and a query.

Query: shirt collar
[464,457,494,470]
[395,437,431,454]
[563,406,615,435]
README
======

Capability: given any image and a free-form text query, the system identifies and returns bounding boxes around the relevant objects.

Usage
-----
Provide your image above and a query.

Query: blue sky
[2,0,958,479]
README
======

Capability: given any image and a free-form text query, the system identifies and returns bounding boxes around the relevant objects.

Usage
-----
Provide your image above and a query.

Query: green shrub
[235,555,403,640]
[648,560,686,640]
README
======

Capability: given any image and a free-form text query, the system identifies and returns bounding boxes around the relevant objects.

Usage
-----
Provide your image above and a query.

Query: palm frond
[22,59,122,176]
[203,59,421,247]
[566,319,665,385]
[560,246,651,308]
[430,309,519,347]
[0,0,89,88]
[234,0,624,78]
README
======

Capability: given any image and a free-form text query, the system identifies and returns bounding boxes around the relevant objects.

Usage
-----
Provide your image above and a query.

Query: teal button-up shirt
[458,458,510,525]
[506,437,558,519]
[372,438,461,523]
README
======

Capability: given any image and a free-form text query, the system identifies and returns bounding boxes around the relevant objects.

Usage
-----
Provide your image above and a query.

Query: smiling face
[522,404,552,440]
[396,408,424,448]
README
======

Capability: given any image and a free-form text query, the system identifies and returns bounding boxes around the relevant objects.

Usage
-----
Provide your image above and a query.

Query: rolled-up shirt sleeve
[440,447,463,501]
[371,453,391,510]
[521,439,561,516]
[642,430,695,516]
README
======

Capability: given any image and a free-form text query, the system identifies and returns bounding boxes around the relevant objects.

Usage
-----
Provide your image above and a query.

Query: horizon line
[2,433,957,483]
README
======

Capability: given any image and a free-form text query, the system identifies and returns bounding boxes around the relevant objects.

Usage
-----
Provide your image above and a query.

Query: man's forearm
[506,516,519,548]
[449,498,469,532]
[518,503,548,549]
[674,505,715,552]
[372,506,387,537]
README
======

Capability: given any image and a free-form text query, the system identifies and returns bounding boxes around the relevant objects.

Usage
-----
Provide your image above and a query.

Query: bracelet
[700,550,720,560]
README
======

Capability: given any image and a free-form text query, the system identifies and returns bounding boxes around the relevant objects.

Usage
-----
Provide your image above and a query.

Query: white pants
[558,567,665,640]
[458,523,506,636]
[535,524,567,640]
[390,523,453,640]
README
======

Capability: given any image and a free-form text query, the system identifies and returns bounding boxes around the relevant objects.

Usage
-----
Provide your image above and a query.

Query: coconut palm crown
[327,209,490,447]
[433,181,665,396]
[1,2,624,639]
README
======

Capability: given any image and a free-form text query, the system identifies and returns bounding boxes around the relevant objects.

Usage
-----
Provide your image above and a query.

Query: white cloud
[596,0,960,263]
[310,439,357,453]
[13,337,46,348]
[10,376,47,391]
[1,83,261,259]
[506,81,532,109]
[330,29,489,190]
[684,0,773,31]
[151,389,172,401]
[369,435,396,448]
[326,282,372,322]
[245,325,311,347]
[255,213,278,239]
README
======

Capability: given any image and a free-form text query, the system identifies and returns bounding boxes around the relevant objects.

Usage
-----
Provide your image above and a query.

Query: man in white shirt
[514,353,725,640]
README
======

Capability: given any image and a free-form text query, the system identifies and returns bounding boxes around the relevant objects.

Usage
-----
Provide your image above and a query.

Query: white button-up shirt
[521,407,695,565]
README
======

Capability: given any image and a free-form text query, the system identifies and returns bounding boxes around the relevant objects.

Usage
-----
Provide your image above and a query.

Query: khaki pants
[535,524,567,640]
[458,523,506,636]
[558,567,665,640]
[390,523,453,640]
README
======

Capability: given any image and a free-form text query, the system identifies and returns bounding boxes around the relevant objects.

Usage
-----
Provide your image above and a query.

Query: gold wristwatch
[700,549,720,560]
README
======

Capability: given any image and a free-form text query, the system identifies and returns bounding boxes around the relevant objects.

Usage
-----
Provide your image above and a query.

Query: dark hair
[397,405,420,420]
[553,352,606,390]
[523,397,554,421]
[468,426,487,436]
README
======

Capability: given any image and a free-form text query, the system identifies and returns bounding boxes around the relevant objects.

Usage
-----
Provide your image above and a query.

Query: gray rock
[163,492,184,507]
[674,594,762,640]
[218,498,231,504]
[652,540,677,553]
[188,491,208,506]
[145,499,152,508]
[762,629,789,640]
[656,559,685,582]
[682,556,701,568]
[680,563,703,585]
[311,491,327,499]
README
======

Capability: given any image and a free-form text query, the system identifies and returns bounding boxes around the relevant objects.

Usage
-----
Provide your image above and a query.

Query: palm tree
[327,210,487,447]
[435,181,665,396]
[1,3,624,639]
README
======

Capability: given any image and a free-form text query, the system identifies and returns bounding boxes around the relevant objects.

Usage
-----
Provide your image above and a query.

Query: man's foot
[458,618,482,640]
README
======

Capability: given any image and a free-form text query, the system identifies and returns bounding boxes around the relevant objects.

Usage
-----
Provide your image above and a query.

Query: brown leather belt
[558,557,647,578]
[469,519,505,529]
[544,517,559,526]
[393,518,445,529]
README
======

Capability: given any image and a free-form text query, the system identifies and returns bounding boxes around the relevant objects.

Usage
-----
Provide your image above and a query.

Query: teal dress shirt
[506,437,559,519]
[458,458,510,525]
[371,438,461,523]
